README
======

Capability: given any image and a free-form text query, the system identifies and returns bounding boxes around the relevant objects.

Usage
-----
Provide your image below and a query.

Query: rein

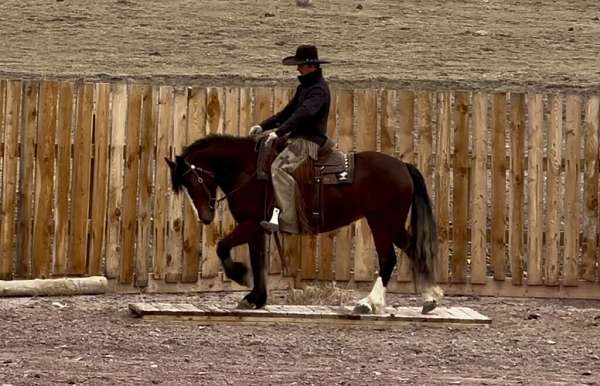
[181,159,257,210]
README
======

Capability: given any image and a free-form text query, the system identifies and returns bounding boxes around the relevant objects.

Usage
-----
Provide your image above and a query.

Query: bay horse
[166,134,443,314]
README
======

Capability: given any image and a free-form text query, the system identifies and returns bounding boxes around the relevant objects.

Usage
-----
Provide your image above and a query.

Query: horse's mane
[180,134,252,158]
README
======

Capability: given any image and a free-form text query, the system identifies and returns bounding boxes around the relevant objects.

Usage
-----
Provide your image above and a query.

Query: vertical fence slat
[334,89,354,282]
[181,87,206,283]
[54,82,74,276]
[119,84,142,284]
[201,87,225,279]
[435,91,450,284]
[526,94,544,285]
[546,94,563,286]
[153,86,173,279]
[417,91,434,187]
[166,87,188,282]
[582,96,599,282]
[236,88,253,271]
[88,83,111,277]
[31,81,57,278]
[269,87,289,275]
[0,80,5,275]
[452,92,469,283]
[509,93,525,285]
[0,81,21,280]
[134,85,157,287]
[17,81,39,278]
[68,83,94,275]
[491,94,507,281]
[470,92,488,284]
[396,90,415,282]
[354,89,377,282]
[564,95,582,286]
[319,88,337,281]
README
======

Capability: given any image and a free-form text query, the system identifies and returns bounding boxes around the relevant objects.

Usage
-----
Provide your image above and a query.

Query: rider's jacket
[259,68,330,146]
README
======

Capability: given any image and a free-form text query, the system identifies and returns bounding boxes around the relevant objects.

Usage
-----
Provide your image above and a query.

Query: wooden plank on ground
[153,86,173,280]
[16,81,39,278]
[563,95,582,286]
[470,92,487,284]
[396,90,415,282]
[452,92,469,284]
[135,85,157,287]
[0,80,21,280]
[181,87,206,283]
[201,87,224,279]
[88,83,111,277]
[526,94,544,286]
[491,93,507,281]
[435,91,451,284]
[68,83,94,275]
[545,94,562,286]
[31,81,57,279]
[509,93,525,285]
[129,302,491,326]
[334,90,354,282]
[354,89,377,282]
[54,81,74,276]
[119,84,143,284]
[582,96,599,282]
[165,87,188,283]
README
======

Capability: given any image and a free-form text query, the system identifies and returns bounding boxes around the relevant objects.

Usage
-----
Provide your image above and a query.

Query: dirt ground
[0,291,599,385]
[0,0,599,92]
[2,1,600,385]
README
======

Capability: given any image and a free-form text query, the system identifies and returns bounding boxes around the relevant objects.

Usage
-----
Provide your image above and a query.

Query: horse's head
[165,155,217,224]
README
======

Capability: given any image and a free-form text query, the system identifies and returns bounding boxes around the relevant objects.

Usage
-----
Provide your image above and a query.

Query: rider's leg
[262,139,309,233]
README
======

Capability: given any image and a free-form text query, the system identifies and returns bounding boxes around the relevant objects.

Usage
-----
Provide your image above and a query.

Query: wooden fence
[0,79,599,298]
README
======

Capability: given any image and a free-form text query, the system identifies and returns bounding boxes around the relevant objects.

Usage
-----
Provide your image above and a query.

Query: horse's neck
[191,140,256,193]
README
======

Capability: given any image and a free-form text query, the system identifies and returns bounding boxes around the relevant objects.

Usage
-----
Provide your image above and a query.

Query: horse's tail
[405,163,438,289]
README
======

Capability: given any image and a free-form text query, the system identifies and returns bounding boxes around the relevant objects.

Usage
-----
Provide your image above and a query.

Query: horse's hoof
[237,299,255,309]
[353,303,372,314]
[422,300,437,314]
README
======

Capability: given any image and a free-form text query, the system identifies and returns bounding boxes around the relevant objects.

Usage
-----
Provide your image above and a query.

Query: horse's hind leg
[394,229,443,313]
[354,225,396,314]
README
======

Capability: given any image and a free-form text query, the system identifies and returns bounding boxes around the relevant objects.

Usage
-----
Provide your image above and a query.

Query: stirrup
[260,221,279,234]
[261,208,280,234]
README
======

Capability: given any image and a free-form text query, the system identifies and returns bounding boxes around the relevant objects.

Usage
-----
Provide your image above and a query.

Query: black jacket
[260,68,330,146]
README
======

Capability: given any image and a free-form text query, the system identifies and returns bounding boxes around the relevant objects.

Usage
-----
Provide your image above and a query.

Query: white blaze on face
[183,186,200,218]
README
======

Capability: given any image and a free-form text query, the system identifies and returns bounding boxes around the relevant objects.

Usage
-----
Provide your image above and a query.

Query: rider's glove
[265,131,278,144]
[249,125,263,136]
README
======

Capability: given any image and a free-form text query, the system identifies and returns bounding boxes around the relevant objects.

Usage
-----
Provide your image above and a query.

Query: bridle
[180,159,256,210]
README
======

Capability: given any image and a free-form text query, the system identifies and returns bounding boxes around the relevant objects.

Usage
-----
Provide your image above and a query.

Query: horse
[166,134,443,314]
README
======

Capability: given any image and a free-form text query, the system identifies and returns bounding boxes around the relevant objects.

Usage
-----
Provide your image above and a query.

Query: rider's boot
[260,208,280,234]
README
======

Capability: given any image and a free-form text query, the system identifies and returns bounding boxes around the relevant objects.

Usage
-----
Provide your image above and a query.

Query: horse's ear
[165,157,176,171]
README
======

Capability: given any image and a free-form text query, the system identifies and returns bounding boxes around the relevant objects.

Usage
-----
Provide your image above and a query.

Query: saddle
[255,136,355,233]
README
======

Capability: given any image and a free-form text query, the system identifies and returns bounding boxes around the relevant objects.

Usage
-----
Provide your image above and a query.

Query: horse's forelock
[170,156,186,194]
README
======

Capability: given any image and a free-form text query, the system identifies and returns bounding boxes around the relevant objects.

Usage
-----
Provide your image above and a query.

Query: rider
[250,45,331,234]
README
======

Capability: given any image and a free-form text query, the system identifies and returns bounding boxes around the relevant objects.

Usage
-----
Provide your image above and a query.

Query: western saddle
[256,136,355,233]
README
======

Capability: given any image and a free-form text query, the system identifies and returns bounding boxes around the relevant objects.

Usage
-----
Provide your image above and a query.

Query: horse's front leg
[237,231,268,309]
[216,220,260,288]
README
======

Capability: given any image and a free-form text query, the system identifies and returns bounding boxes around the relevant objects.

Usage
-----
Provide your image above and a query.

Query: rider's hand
[249,125,263,136]
[265,131,278,144]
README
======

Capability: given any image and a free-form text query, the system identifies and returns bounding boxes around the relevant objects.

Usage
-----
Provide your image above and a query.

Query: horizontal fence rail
[0,79,599,298]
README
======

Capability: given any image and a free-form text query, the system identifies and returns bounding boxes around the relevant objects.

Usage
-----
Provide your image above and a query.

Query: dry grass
[284,282,353,306]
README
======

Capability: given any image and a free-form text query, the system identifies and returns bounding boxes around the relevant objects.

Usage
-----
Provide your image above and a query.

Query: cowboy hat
[282,45,330,65]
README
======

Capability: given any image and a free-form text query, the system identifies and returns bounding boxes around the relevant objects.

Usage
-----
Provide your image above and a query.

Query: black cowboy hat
[282,45,330,65]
